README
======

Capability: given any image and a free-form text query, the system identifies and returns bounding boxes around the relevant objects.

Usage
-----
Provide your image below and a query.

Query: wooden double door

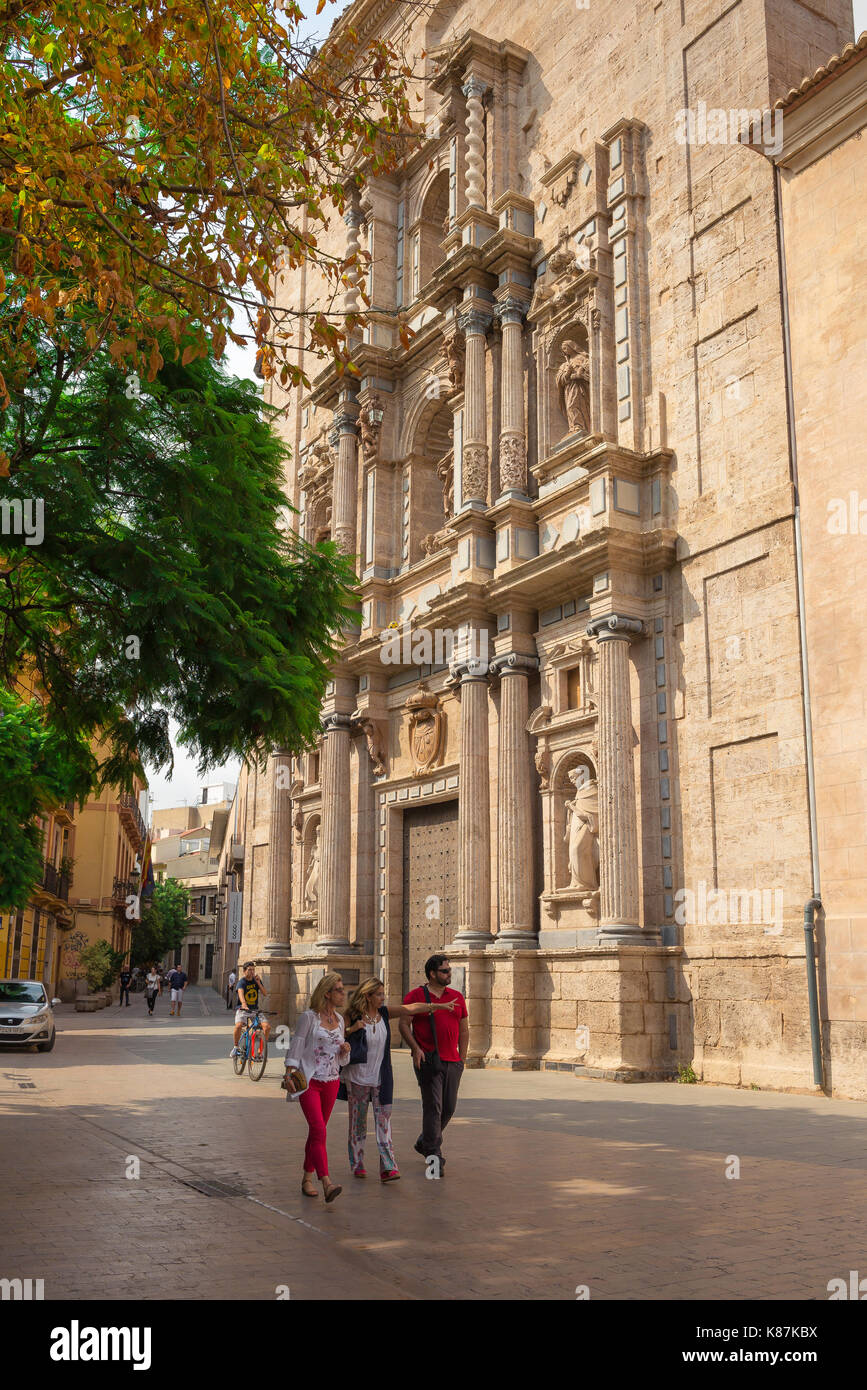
[401,800,459,995]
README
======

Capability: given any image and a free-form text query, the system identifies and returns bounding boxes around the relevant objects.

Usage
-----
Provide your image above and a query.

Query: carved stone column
[490,654,539,946]
[343,203,363,322]
[462,77,487,210]
[495,297,528,498]
[459,306,491,508]
[586,614,649,944]
[450,655,493,944]
[317,713,353,951]
[263,748,293,956]
[332,396,359,557]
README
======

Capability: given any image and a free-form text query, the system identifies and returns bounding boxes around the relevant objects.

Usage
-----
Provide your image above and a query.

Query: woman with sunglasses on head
[339,977,457,1183]
[282,971,351,1203]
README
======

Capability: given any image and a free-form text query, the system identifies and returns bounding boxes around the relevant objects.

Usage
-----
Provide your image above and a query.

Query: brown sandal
[323,1179,342,1203]
[301,1175,318,1198]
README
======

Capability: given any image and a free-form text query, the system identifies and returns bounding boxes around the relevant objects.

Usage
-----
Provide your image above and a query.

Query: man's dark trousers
[118,985,130,1006]
[418,1059,464,1160]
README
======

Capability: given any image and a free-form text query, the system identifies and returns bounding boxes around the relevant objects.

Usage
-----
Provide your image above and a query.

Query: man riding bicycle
[230,962,271,1058]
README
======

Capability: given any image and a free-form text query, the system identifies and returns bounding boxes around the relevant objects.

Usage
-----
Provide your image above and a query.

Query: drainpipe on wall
[773,161,825,1091]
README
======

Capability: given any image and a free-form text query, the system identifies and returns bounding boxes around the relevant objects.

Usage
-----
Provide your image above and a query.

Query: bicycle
[232,1010,268,1081]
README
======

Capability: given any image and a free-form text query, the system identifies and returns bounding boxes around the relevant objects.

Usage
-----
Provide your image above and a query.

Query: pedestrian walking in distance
[282,972,351,1203]
[167,964,188,1016]
[118,967,132,1007]
[400,954,468,1177]
[340,977,458,1182]
[144,965,162,1017]
[226,968,237,1010]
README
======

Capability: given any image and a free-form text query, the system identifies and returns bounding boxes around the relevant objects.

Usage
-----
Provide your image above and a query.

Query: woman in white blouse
[283,972,351,1202]
[340,977,456,1183]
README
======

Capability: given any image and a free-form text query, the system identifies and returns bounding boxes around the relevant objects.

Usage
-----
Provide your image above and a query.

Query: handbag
[413,987,444,1087]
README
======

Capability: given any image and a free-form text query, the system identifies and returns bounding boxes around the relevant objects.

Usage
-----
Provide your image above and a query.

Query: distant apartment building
[0,797,75,994]
[63,778,150,997]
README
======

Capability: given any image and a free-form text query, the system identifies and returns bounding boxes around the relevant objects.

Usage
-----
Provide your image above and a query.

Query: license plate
[0,1026,23,1033]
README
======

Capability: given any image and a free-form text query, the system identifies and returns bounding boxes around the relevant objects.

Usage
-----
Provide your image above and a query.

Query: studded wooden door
[402,801,459,995]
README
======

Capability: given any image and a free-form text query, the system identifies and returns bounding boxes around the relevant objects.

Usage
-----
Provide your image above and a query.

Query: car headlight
[27,1012,48,1027]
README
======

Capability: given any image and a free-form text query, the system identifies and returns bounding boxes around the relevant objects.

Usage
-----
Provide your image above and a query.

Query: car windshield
[0,982,47,1004]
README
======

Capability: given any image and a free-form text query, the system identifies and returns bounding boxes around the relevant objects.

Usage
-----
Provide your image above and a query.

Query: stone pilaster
[332,396,359,557]
[450,654,493,945]
[317,713,353,952]
[263,748,293,957]
[494,297,528,499]
[490,653,539,946]
[586,614,654,944]
[459,306,492,508]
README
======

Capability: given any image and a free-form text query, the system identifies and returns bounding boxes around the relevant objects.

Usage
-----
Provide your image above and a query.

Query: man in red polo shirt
[400,953,468,1175]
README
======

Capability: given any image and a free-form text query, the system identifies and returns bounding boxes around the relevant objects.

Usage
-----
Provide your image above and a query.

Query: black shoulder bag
[414,986,444,1087]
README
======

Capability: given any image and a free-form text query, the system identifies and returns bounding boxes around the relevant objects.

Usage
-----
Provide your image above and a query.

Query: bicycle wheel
[232,1039,246,1076]
[247,1029,267,1081]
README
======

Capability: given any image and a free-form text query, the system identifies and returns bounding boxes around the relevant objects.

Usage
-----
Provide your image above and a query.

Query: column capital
[494,297,528,326]
[333,402,359,435]
[489,652,539,679]
[321,712,355,735]
[459,305,493,337]
[462,74,488,100]
[447,656,490,685]
[586,613,645,643]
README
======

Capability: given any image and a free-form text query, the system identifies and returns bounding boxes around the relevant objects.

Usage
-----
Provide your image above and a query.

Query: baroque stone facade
[223,0,866,1097]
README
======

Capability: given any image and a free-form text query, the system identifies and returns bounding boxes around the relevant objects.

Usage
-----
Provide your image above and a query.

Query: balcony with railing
[118,792,146,847]
[39,859,70,903]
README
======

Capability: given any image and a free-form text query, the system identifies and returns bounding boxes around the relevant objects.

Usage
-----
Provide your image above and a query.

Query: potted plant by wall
[79,939,126,1006]
[61,928,90,1001]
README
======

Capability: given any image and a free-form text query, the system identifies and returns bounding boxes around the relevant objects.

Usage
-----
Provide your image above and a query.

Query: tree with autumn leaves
[0,0,421,909]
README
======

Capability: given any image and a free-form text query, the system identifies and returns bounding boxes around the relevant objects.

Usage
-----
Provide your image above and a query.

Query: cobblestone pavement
[2,986,866,1301]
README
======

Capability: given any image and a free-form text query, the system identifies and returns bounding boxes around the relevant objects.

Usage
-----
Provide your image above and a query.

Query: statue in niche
[556,339,591,436]
[564,769,599,892]
[304,829,320,911]
[437,438,454,518]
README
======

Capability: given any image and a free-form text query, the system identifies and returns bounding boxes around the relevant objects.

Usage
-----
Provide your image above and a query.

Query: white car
[0,980,60,1052]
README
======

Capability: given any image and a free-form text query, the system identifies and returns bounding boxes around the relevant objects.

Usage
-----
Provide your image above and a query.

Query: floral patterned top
[286,1009,347,1097]
[311,1014,345,1081]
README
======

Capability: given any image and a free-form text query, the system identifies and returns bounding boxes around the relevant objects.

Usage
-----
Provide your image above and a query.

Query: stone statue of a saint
[564,769,599,891]
[304,832,320,910]
[556,339,591,436]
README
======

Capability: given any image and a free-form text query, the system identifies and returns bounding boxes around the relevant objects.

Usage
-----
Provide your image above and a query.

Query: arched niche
[415,169,450,292]
[301,813,321,915]
[546,321,592,449]
[309,494,332,545]
[551,750,597,894]
[408,398,452,564]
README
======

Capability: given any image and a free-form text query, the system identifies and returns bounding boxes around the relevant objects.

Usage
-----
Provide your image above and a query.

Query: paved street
[2,986,866,1301]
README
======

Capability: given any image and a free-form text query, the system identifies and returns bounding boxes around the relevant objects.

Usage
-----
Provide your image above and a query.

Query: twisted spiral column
[462,77,487,210]
[343,205,363,320]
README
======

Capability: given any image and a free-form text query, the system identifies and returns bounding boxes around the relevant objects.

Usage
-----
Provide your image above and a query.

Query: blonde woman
[283,972,350,1202]
[339,977,457,1182]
